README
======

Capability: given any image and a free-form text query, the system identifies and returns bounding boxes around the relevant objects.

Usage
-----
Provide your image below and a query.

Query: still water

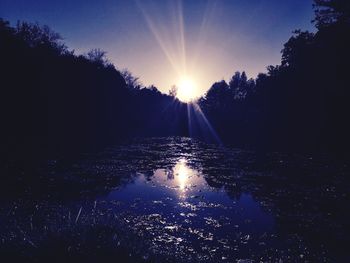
[0,137,349,262]
[103,158,275,261]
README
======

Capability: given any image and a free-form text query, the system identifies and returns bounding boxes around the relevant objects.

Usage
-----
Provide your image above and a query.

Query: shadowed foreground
[1,138,349,262]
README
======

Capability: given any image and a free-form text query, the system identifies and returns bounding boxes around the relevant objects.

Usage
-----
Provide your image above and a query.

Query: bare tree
[169,85,178,97]
[120,69,142,89]
[86,48,109,66]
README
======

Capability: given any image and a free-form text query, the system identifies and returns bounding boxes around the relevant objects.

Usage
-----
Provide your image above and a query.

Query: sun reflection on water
[174,159,188,190]
[172,158,198,194]
[153,158,201,198]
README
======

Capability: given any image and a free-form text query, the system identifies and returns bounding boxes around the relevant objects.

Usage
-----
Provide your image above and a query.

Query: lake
[0,137,349,262]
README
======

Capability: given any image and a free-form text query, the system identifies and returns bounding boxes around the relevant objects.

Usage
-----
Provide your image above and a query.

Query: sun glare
[173,158,192,191]
[177,76,197,102]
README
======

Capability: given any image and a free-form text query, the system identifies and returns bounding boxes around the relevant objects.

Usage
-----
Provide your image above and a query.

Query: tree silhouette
[313,0,350,28]
[85,48,110,67]
[15,21,68,54]
[169,85,178,98]
[120,69,141,90]
[0,19,188,165]
[2,0,350,164]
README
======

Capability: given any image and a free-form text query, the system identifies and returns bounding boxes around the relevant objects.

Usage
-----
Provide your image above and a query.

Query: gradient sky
[1,0,315,97]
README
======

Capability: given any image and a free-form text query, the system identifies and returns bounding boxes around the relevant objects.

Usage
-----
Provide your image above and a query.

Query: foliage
[198,0,350,152]
[85,48,110,67]
[15,21,68,54]
[168,85,178,97]
[313,0,350,28]
[1,0,350,158]
[0,19,187,162]
[120,69,142,89]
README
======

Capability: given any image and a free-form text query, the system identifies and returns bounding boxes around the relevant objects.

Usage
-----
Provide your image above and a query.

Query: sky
[0,0,315,97]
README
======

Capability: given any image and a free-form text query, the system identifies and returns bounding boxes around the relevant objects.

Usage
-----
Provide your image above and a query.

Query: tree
[0,18,13,34]
[120,69,141,89]
[85,48,109,67]
[15,21,67,54]
[169,85,178,98]
[228,71,253,100]
[281,30,314,67]
[0,18,189,165]
[313,0,350,28]
[229,71,241,90]
[202,80,230,110]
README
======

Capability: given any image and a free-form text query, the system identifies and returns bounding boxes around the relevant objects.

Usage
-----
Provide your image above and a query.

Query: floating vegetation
[0,137,349,262]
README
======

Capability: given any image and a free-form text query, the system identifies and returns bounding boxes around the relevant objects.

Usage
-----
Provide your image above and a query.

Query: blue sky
[1,0,315,96]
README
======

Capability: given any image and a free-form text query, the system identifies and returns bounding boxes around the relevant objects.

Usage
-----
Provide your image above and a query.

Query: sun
[176,76,197,102]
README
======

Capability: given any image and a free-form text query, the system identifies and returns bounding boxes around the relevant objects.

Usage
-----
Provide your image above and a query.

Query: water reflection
[150,158,203,199]
[0,137,348,262]
[174,159,190,191]
[100,156,277,262]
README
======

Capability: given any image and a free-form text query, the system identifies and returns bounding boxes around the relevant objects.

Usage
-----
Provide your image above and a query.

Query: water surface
[0,137,349,262]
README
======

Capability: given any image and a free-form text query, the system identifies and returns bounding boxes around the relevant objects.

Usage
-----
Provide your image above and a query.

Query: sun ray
[190,0,217,70]
[188,102,222,145]
[177,0,187,74]
[135,0,182,76]
[135,0,221,144]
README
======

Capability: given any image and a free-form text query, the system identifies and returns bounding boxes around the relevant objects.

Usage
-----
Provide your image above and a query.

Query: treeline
[0,20,187,162]
[199,0,350,153]
[1,0,349,162]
